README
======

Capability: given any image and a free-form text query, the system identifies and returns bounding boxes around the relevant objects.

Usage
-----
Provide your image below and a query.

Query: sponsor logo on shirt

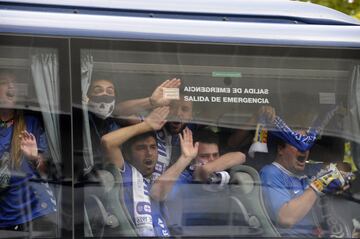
[136,216,152,225]
[136,202,152,214]
[155,162,164,173]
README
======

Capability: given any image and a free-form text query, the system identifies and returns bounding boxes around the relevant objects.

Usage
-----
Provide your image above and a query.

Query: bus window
[0,37,71,238]
[76,40,360,238]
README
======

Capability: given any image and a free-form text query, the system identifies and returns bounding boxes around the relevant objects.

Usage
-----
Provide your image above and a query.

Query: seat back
[229,165,280,237]
[83,165,137,237]
[176,183,263,237]
[165,165,278,237]
[102,164,137,237]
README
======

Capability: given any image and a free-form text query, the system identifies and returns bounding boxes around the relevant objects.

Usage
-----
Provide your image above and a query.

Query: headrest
[97,170,115,193]
[230,172,254,194]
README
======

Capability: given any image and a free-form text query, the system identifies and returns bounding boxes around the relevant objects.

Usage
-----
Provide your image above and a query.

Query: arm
[101,107,169,169]
[194,152,246,182]
[151,127,199,201]
[114,98,153,117]
[277,187,318,228]
[113,78,181,116]
[101,121,152,169]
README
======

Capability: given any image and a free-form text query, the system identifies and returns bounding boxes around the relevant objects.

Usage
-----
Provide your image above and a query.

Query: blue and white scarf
[271,106,339,152]
[153,128,173,181]
[249,106,339,154]
[124,163,170,237]
[131,166,155,237]
[272,116,318,152]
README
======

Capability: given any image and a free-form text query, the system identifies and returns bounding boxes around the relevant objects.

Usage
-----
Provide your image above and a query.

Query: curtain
[30,49,62,237]
[81,51,94,173]
[31,50,61,168]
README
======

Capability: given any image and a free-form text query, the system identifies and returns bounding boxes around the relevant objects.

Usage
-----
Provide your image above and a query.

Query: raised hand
[179,127,199,162]
[149,78,181,107]
[19,130,38,161]
[144,106,169,131]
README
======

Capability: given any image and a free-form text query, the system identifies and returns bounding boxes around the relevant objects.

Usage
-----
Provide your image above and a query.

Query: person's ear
[277,145,285,156]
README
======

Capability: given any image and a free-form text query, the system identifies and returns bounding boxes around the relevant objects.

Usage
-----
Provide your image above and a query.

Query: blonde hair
[10,110,26,169]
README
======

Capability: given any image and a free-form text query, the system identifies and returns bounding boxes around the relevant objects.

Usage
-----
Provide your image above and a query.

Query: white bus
[0,0,360,238]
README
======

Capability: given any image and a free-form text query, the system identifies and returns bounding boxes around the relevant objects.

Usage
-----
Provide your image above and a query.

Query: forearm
[114,98,152,116]
[203,152,246,174]
[101,121,152,149]
[151,155,191,201]
[278,188,318,228]
[33,153,47,176]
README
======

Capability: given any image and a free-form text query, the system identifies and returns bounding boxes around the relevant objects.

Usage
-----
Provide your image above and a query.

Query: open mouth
[296,156,306,163]
[168,120,183,128]
[144,159,154,166]
[6,90,15,99]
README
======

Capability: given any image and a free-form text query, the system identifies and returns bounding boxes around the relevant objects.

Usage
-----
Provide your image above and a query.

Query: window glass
[0,41,68,238]
[79,41,360,238]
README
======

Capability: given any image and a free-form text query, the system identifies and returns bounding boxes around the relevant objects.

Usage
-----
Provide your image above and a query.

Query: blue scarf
[270,106,339,152]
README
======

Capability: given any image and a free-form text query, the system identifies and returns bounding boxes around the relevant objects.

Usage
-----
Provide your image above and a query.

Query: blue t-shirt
[0,115,57,228]
[89,113,120,166]
[121,161,170,237]
[260,162,318,237]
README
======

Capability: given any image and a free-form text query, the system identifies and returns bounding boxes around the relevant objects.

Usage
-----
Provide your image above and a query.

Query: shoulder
[24,114,41,124]
[260,164,280,177]
[120,161,134,183]
[24,114,43,131]
[178,168,193,184]
[260,164,285,185]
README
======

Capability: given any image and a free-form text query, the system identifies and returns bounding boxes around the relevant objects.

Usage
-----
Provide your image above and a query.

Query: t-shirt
[121,161,170,237]
[0,115,57,228]
[88,113,120,166]
[260,162,318,237]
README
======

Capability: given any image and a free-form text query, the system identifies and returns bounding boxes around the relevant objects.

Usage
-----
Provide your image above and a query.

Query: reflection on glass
[0,46,62,238]
[80,46,360,238]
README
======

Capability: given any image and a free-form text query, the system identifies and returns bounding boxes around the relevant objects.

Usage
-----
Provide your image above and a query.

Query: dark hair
[122,131,157,160]
[194,129,219,146]
[268,133,287,155]
[88,72,116,96]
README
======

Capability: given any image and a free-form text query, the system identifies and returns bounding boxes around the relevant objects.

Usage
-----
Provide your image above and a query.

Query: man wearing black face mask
[87,78,120,167]
[86,77,182,167]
